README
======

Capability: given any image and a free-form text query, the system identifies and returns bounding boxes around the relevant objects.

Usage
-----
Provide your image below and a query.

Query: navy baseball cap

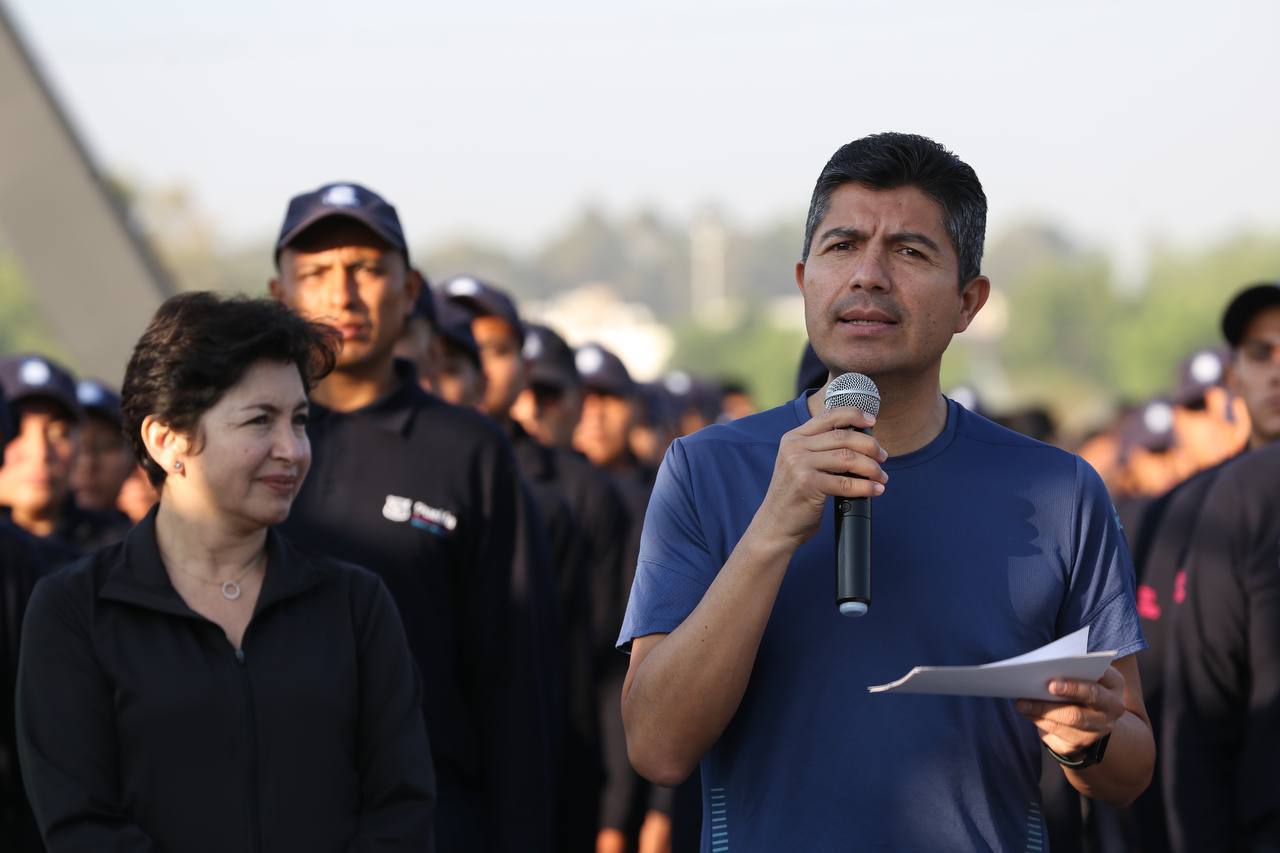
[575,343,635,397]
[275,182,408,264]
[633,381,679,430]
[76,378,123,426]
[1122,398,1176,455]
[433,293,482,366]
[440,275,524,343]
[409,270,438,328]
[523,323,579,390]
[1173,347,1227,405]
[0,355,82,422]
[1222,282,1280,347]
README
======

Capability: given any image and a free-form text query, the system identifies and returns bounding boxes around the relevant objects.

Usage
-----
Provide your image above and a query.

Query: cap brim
[276,210,407,262]
[583,379,634,397]
[11,390,83,422]
[529,366,578,390]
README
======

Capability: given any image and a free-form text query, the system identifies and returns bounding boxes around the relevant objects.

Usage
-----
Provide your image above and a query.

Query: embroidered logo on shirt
[1136,584,1161,621]
[382,494,458,536]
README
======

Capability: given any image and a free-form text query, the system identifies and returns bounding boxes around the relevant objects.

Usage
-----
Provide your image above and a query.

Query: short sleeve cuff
[616,560,710,653]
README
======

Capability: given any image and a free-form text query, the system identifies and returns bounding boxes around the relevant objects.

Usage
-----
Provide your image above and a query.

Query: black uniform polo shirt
[1,519,46,853]
[1164,442,1280,851]
[280,362,549,853]
[1126,450,1244,851]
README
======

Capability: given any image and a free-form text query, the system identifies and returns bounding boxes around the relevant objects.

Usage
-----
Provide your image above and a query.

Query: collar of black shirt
[309,359,431,438]
[98,506,323,620]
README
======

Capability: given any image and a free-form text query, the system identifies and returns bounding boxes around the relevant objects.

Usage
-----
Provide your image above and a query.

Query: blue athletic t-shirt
[619,394,1146,853]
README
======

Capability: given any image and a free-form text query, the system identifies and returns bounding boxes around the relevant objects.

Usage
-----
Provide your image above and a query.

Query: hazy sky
[8,0,1280,275]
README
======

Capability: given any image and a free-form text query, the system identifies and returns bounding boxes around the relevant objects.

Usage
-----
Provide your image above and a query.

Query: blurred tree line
[1,179,1277,424]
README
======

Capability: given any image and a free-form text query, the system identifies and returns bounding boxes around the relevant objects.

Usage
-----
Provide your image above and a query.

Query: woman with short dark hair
[16,292,435,852]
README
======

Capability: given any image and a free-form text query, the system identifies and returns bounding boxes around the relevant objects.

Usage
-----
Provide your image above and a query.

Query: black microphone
[824,373,881,618]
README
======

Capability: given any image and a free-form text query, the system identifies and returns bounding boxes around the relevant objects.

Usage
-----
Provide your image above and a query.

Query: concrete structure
[0,4,172,383]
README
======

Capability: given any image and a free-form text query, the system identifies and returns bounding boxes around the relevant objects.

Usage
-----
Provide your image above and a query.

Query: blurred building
[524,283,674,381]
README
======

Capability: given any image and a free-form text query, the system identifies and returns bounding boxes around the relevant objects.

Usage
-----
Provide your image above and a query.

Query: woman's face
[171,360,311,530]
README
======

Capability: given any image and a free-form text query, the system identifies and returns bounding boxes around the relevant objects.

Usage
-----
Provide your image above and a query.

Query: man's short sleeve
[617,438,717,652]
[1060,456,1147,657]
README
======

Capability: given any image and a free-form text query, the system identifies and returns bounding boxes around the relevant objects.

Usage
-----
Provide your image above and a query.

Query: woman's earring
[174,460,184,473]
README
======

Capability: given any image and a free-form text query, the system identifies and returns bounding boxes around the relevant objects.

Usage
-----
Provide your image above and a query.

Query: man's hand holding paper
[1015,665,1128,758]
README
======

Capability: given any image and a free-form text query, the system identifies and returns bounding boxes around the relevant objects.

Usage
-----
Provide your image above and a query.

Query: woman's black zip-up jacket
[15,508,436,852]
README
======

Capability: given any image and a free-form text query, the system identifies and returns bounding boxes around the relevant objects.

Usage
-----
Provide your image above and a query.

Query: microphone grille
[824,372,881,417]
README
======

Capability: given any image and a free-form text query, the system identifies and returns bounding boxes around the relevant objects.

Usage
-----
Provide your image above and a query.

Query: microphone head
[824,372,881,417]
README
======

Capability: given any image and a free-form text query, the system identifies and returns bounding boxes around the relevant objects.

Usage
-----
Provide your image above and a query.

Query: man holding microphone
[618,133,1153,850]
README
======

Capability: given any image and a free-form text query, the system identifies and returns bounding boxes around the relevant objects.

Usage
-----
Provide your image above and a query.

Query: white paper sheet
[867,627,1117,701]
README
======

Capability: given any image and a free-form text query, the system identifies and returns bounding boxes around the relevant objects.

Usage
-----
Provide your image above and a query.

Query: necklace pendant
[221,580,242,601]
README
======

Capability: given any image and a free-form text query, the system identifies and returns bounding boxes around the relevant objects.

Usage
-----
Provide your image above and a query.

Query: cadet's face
[272,223,414,377]
[436,349,486,410]
[472,316,527,420]
[574,391,634,467]
[512,383,583,449]
[796,183,987,383]
[394,315,438,392]
[116,464,159,524]
[1229,305,1280,446]
[71,416,134,512]
[0,400,79,519]
[172,361,311,530]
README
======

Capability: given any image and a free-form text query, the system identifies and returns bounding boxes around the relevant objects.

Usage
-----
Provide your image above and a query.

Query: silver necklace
[171,556,263,601]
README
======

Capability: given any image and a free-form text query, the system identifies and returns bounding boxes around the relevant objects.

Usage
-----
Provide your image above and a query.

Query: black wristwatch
[1049,733,1110,769]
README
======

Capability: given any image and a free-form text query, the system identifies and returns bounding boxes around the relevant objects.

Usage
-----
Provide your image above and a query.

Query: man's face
[71,415,135,512]
[1228,305,1280,446]
[795,183,988,384]
[436,346,487,410]
[512,382,583,449]
[270,221,416,377]
[471,315,527,420]
[574,390,635,467]
[0,400,80,521]
[394,315,440,393]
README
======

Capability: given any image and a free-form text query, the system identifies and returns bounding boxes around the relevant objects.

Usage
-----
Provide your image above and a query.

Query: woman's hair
[122,292,340,486]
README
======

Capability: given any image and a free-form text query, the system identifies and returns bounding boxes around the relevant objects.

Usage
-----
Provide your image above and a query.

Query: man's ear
[955,275,992,333]
[795,260,807,295]
[406,267,424,304]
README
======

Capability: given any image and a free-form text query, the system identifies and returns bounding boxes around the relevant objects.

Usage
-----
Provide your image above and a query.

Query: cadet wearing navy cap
[428,291,488,409]
[568,343,671,851]
[1137,281,1280,851]
[512,323,583,451]
[70,379,136,518]
[392,270,439,394]
[0,355,128,561]
[442,277,627,852]
[0,382,51,853]
[268,182,552,853]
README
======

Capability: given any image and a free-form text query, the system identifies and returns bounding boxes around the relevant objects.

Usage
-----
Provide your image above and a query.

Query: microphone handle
[835,495,871,615]
[834,424,872,617]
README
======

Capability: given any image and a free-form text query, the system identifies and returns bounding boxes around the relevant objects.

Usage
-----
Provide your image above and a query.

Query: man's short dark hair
[122,292,340,487]
[802,132,987,286]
